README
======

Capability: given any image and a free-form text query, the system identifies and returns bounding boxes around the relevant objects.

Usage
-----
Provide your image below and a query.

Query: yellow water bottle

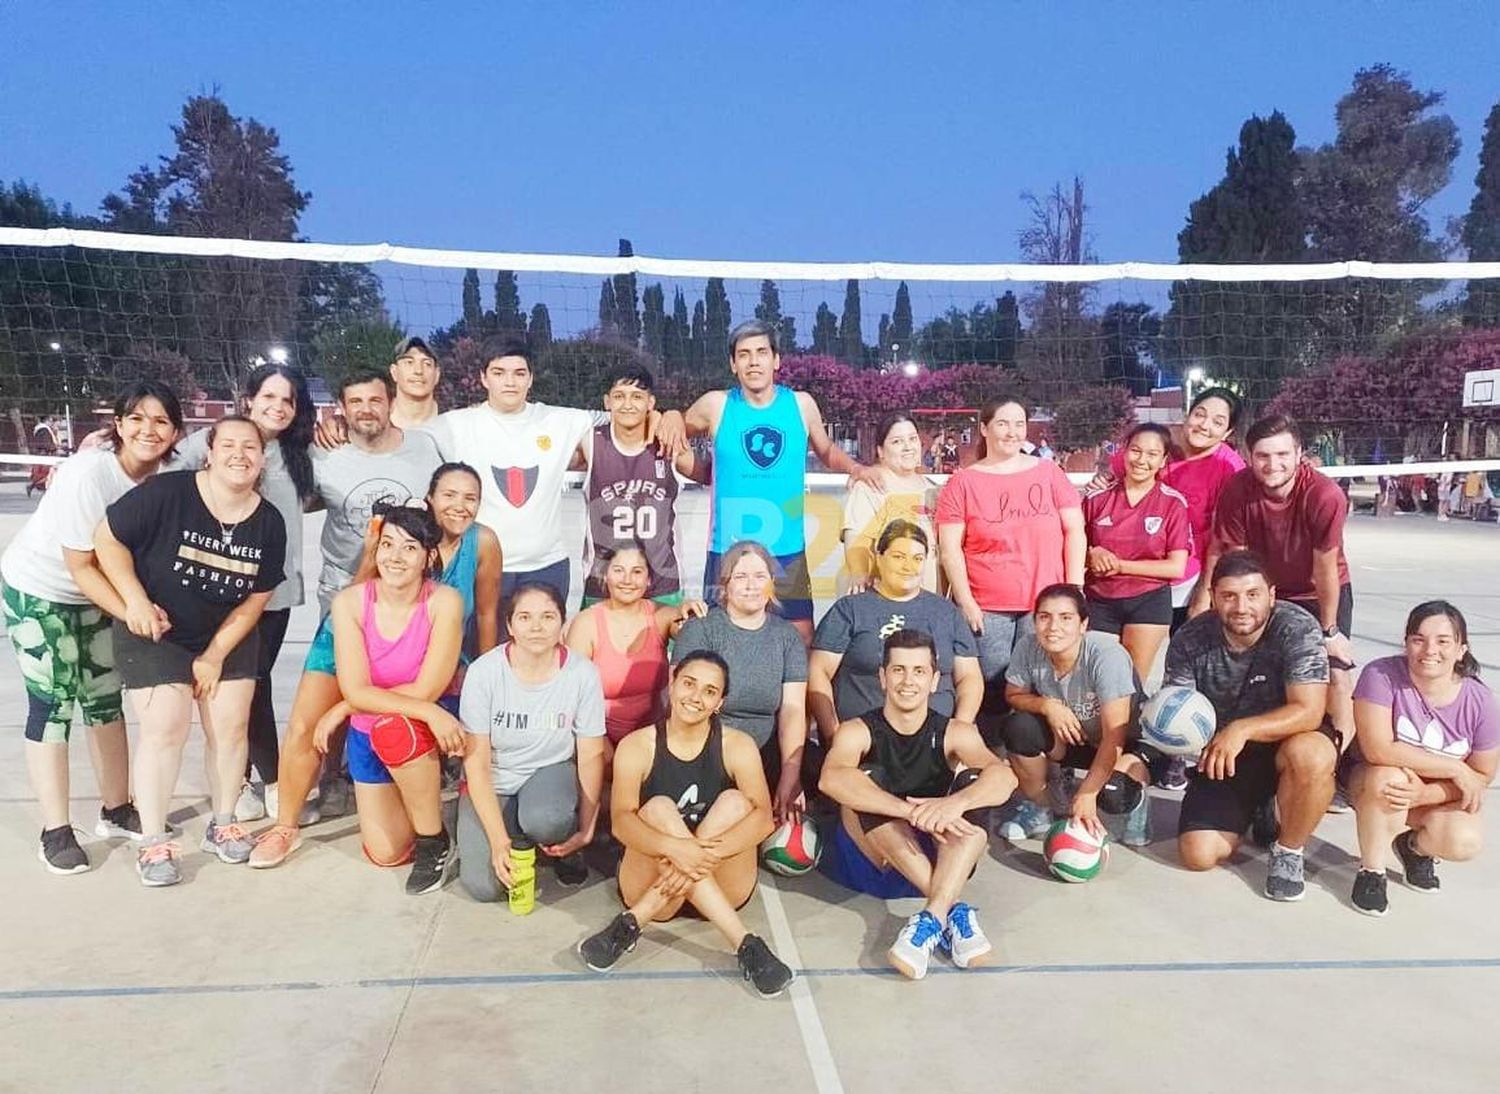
[508,844,537,916]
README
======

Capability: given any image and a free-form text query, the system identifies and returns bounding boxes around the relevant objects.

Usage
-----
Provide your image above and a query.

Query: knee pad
[1098,772,1145,815]
[1000,711,1051,757]
[369,714,437,768]
[363,842,415,868]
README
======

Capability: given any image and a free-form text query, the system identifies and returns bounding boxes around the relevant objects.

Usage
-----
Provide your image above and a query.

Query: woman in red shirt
[1083,423,1190,684]
[937,396,1085,723]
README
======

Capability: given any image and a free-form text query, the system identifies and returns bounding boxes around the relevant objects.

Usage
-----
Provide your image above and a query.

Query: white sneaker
[943,903,993,969]
[266,783,322,826]
[888,910,944,980]
[234,781,266,823]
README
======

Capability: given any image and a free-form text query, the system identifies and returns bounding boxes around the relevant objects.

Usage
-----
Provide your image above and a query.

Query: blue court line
[4,956,1499,1002]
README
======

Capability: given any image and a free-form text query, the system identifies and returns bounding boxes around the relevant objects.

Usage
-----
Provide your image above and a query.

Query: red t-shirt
[936,460,1082,612]
[1212,462,1350,599]
[1083,481,1191,600]
[1109,443,1245,585]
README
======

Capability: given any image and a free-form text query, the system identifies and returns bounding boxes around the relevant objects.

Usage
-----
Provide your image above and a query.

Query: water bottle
[508,844,536,916]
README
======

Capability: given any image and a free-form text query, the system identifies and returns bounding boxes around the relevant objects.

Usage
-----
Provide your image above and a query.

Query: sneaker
[889,909,944,980]
[137,840,182,887]
[406,832,453,895]
[996,799,1053,842]
[1250,799,1279,849]
[202,821,255,864]
[267,784,322,827]
[95,802,145,840]
[943,903,992,969]
[38,826,90,875]
[554,853,588,888]
[1156,756,1189,792]
[248,825,303,869]
[737,934,795,998]
[234,781,267,823]
[1392,831,1440,893]
[578,912,642,971]
[317,775,352,819]
[1326,787,1353,814]
[1351,869,1389,916]
[1264,845,1306,902]
[1121,788,1153,848]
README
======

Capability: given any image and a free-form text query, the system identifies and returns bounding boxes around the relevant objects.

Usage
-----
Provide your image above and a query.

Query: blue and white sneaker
[997,799,1054,843]
[943,902,993,969]
[889,910,944,980]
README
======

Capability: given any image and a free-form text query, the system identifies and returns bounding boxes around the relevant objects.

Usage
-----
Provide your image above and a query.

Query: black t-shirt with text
[107,470,286,654]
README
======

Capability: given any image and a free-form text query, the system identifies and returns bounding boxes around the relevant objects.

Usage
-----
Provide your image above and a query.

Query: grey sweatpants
[457,759,578,903]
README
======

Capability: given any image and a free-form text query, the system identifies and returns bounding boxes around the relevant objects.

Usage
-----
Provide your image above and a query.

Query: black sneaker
[1250,800,1279,849]
[1392,831,1440,893]
[1264,845,1305,902]
[95,802,144,840]
[579,912,641,971]
[1156,757,1189,792]
[39,826,89,875]
[737,934,794,998]
[405,833,453,895]
[554,853,588,888]
[1351,869,1388,916]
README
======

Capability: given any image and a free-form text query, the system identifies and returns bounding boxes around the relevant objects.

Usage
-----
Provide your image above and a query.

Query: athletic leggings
[245,609,290,784]
[456,760,579,902]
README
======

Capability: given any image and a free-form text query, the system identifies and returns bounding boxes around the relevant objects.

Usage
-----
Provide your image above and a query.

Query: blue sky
[3,2,1498,332]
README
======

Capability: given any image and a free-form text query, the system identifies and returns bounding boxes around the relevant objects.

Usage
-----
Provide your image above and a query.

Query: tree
[493,270,525,332]
[663,288,690,373]
[1462,102,1500,328]
[1018,177,1097,384]
[703,278,731,367]
[462,268,483,333]
[778,315,798,355]
[642,283,667,360]
[313,313,406,387]
[890,281,914,356]
[1100,302,1162,395]
[1050,384,1136,450]
[597,278,618,340]
[877,314,891,361]
[755,280,782,328]
[811,302,839,357]
[690,299,707,373]
[838,279,863,364]
[995,291,1021,368]
[611,239,640,346]
[1161,111,1309,394]
[528,303,553,351]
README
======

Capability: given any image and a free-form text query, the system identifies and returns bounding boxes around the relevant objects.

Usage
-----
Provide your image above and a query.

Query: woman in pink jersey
[1084,423,1191,684]
[565,545,706,749]
[936,396,1085,731]
[313,504,464,895]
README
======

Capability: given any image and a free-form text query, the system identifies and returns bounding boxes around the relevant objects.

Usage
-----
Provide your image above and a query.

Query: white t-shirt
[1,447,138,604]
[428,402,596,571]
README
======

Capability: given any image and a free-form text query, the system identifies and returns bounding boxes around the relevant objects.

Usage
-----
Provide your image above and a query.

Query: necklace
[204,473,253,546]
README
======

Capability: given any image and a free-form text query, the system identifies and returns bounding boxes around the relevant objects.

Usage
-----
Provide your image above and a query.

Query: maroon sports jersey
[1212,462,1349,599]
[1083,481,1191,600]
[584,425,681,600]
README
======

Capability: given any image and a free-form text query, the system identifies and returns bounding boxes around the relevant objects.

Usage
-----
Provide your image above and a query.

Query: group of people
[4,318,1494,994]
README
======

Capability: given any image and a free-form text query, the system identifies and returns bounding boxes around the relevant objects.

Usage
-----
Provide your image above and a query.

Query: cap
[393,335,436,361]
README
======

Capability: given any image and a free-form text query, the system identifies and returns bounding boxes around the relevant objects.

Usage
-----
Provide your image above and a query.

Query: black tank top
[641,720,731,831]
[861,707,952,800]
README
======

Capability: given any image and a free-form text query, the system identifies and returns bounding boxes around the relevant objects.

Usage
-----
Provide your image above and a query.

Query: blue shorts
[704,548,813,622]
[819,818,927,899]
[346,728,392,785]
[304,616,335,676]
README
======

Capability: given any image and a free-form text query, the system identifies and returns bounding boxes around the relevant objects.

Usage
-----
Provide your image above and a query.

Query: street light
[268,345,289,365]
[901,361,921,378]
[1185,366,1206,410]
[49,341,61,351]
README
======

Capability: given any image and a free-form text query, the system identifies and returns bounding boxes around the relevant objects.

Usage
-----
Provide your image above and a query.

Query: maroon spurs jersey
[584,425,682,600]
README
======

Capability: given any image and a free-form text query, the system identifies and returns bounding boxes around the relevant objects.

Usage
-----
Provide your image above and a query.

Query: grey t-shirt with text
[1005,633,1139,744]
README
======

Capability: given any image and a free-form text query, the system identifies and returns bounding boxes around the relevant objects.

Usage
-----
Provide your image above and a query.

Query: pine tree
[877,314,892,360]
[598,278,618,338]
[494,270,525,332]
[778,316,798,355]
[755,279,782,327]
[890,281,914,355]
[995,291,1021,367]
[462,268,483,333]
[704,278,731,365]
[528,303,552,350]
[612,238,640,346]
[690,299,708,373]
[838,279,863,364]
[1463,101,1500,328]
[812,302,839,356]
[663,288,690,373]
[642,283,667,359]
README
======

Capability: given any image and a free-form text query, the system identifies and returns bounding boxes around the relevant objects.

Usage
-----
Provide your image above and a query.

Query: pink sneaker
[248,825,303,869]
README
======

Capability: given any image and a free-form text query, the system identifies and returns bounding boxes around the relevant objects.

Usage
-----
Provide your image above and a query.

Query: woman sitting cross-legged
[576,652,796,999]
[313,502,465,895]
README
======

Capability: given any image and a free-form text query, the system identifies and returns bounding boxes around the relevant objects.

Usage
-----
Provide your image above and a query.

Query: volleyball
[1042,819,1110,883]
[761,818,822,876]
[1140,686,1217,757]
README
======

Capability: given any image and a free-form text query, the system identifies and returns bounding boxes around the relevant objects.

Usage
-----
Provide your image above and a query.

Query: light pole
[269,345,289,365]
[1185,366,1206,412]
[47,341,74,449]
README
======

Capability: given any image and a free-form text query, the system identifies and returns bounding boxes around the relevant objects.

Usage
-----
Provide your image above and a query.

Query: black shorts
[1177,722,1342,836]
[1055,739,1160,771]
[1285,584,1354,638]
[113,622,258,690]
[855,767,981,833]
[1087,585,1173,634]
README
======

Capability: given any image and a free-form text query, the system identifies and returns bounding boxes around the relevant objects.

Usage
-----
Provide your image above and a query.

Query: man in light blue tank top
[659,319,880,643]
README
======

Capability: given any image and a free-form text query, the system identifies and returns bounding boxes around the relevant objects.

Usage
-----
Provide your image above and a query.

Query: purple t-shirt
[1353,656,1500,760]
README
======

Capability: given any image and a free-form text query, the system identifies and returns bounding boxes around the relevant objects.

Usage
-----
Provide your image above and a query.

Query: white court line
[757,880,845,1094]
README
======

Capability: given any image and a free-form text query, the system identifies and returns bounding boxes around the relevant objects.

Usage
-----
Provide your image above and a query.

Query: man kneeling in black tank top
[577,651,795,998]
[820,629,1019,980]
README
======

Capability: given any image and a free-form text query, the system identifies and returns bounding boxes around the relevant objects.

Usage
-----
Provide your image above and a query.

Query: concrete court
[1,480,1498,1094]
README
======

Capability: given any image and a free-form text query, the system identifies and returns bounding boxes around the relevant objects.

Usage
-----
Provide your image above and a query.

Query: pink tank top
[593,602,669,744]
[350,580,435,734]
